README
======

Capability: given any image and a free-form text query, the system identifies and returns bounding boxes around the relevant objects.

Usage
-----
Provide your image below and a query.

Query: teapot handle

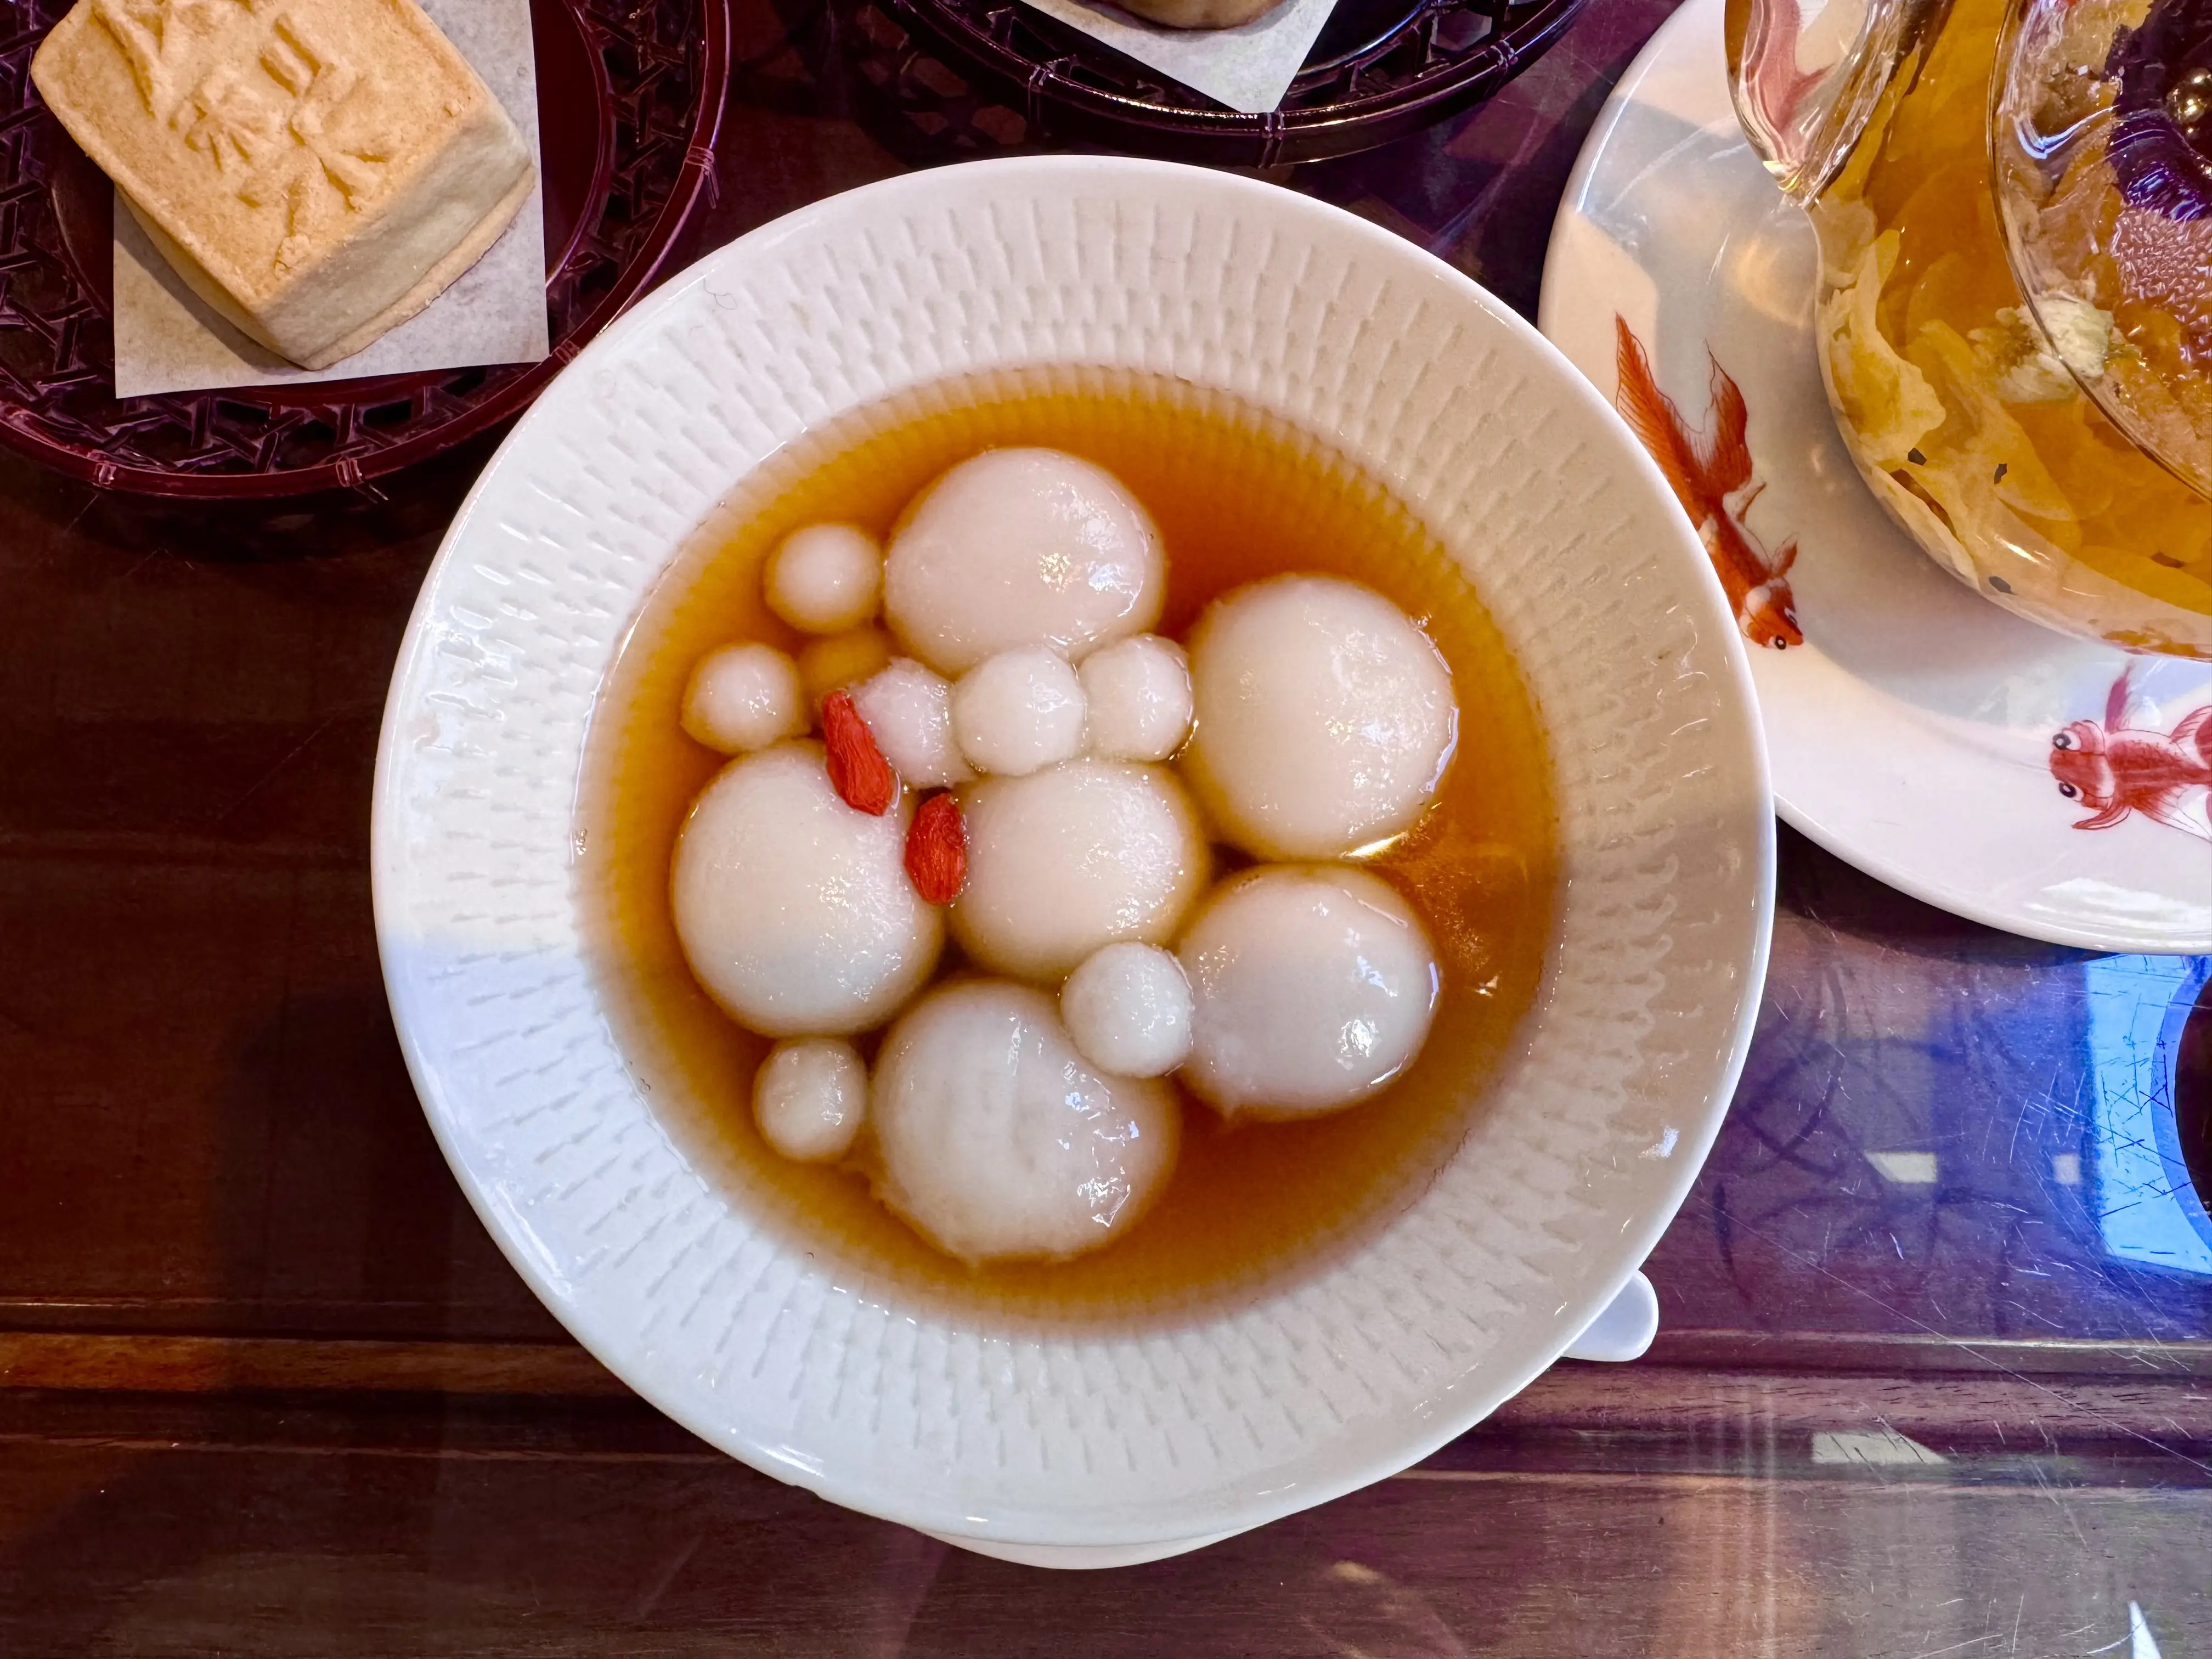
[1725,0,1956,200]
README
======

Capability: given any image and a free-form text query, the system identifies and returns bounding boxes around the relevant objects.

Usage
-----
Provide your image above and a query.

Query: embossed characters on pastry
[33,0,537,370]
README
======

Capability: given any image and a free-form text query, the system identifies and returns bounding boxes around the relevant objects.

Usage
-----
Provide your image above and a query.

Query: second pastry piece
[1102,0,1289,27]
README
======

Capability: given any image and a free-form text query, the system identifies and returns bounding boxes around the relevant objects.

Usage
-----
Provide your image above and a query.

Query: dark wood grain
[0,1335,625,1396]
[1,1415,2205,1655]
[4,0,2210,1642]
[8,1333,2212,1459]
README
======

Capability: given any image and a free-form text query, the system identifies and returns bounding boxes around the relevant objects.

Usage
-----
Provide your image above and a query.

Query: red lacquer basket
[837,0,1584,167]
[0,0,731,498]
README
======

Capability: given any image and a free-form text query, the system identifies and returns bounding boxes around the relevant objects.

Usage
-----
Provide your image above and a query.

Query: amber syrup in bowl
[577,365,1559,1327]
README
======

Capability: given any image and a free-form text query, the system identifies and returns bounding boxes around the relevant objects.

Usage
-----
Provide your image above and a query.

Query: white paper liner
[1017,0,1340,115]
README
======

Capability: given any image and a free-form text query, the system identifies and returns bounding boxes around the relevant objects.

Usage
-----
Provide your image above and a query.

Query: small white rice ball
[680,642,805,754]
[851,657,972,787]
[1182,576,1458,860]
[884,449,1165,674]
[1060,943,1193,1079]
[1080,634,1192,763]
[753,1037,867,1162]
[951,646,1087,777]
[1178,865,1438,1119]
[954,760,1209,981]
[765,523,883,634]
[672,742,943,1036]
[871,979,1180,1262]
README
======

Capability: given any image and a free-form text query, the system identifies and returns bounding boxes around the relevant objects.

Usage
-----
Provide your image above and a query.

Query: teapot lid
[1997,0,2212,497]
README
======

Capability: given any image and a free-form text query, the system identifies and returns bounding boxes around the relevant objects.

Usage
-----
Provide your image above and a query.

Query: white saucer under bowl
[374,155,1771,1562]
[1541,0,2212,953]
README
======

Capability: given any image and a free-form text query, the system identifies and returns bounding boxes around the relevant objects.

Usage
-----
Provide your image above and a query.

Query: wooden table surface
[4,0,2211,1650]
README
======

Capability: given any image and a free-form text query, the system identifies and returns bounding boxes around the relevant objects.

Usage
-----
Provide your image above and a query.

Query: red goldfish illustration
[1613,316,1804,650]
[1735,0,1825,145]
[2050,668,2212,839]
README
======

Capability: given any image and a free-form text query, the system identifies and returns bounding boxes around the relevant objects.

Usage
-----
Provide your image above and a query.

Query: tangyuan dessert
[670,454,1448,1260]
[583,371,1556,1303]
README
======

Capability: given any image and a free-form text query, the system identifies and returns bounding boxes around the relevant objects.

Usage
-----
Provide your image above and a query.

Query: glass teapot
[1726,0,2212,657]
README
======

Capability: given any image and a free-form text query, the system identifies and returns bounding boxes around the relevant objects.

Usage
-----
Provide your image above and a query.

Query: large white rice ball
[753,1038,867,1162]
[953,760,1209,981]
[672,742,942,1037]
[1178,865,1438,1118]
[871,979,1180,1262]
[951,646,1087,777]
[1182,576,1458,859]
[883,449,1164,674]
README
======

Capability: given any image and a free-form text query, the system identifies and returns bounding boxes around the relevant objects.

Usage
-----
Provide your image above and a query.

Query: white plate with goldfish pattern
[1540,0,2212,953]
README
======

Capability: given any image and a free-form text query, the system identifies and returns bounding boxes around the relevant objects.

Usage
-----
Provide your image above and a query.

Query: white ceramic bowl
[373,155,1774,1566]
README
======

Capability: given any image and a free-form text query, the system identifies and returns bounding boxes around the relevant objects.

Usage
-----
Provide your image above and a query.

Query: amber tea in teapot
[1731,0,2212,657]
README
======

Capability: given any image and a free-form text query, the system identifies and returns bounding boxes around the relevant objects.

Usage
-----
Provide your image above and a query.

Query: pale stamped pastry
[33,0,537,370]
